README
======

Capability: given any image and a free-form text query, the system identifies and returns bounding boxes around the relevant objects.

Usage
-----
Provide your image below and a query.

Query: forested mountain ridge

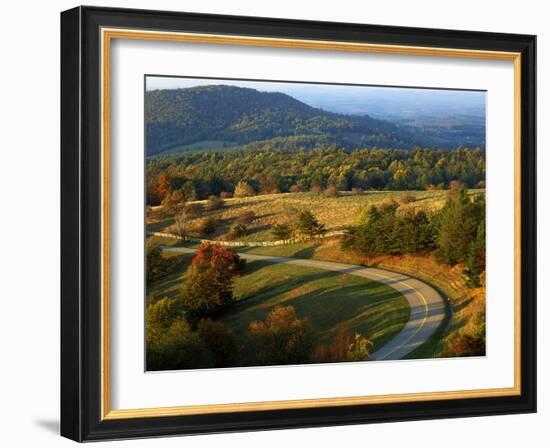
[145,85,415,156]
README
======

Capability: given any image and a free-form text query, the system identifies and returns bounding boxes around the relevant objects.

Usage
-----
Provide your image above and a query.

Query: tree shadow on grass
[223,269,402,340]
[146,255,194,300]
[454,296,473,312]
[146,217,175,232]
[292,242,321,259]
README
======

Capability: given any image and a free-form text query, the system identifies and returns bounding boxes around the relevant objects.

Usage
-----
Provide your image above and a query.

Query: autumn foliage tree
[180,243,244,320]
[197,318,238,367]
[146,147,486,205]
[233,180,255,198]
[247,306,313,366]
[156,172,171,203]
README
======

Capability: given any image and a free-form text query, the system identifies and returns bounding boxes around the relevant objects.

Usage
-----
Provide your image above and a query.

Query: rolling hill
[145,85,416,156]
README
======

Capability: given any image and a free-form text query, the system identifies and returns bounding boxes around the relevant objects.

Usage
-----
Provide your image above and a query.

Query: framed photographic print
[60,6,536,442]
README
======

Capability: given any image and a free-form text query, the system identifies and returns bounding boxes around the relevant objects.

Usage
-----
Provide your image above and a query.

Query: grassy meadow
[147,187,486,361]
[146,189,484,242]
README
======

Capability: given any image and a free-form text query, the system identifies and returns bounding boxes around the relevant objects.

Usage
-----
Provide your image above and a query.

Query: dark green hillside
[145,85,410,156]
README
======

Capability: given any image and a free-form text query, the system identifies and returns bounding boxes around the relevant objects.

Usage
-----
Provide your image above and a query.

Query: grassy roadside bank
[147,245,410,356]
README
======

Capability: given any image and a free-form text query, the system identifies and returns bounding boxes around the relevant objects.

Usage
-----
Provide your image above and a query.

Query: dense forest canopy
[146,146,485,205]
[145,85,485,156]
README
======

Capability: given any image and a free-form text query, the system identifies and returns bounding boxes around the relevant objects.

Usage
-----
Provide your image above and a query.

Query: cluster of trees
[147,299,373,370]
[342,184,486,287]
[341,200,435,257]
[146,242,373,370]
[146,146,485,205]
[147,242,244,370]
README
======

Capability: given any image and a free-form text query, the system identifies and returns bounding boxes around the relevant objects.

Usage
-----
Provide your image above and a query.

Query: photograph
[56,4,537,442]
[144,76,487,371]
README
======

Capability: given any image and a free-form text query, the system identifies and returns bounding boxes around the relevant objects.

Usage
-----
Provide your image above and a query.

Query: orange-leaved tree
[180,242,244,321]
[247,306,312,366]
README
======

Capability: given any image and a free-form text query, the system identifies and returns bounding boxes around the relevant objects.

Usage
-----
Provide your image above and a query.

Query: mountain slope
[145,85,412,156]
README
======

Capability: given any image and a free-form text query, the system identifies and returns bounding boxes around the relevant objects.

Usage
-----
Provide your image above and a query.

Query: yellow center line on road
[372,280,429,360]
[351,267,431,359]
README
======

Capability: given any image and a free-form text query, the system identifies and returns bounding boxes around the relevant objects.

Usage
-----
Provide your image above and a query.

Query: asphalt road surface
[162,246,446,361]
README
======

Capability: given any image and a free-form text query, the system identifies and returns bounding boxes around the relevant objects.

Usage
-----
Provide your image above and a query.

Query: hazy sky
[145,76,486,118]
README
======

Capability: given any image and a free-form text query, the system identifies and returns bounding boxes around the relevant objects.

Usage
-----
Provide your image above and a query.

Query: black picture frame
[61,5,536,442]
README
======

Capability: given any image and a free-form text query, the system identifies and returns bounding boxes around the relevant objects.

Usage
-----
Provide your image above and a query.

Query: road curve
[161,246,446,361]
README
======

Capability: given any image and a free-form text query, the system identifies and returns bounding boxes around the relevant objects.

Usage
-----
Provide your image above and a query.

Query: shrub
[380,195,399,210]
[162,189,185,211]
[324,185,339,197]
[219,191,233,199]
[289,184,303,193]
[234,181,255,198]
[271,223,293,241]
[195,216,218,237]
[205,195,224,211]
[247,306,313,366]
[351,187,363,195]
[183,202,203,218]
[400,193,417,204]
[346,333,374,362]
[228,223,247,239]
[235,210,256,225]
[448,180,463,193]
[443,312,486,357]
[312,330,354,363]
[197,319,237,367]
[312,330,373,363]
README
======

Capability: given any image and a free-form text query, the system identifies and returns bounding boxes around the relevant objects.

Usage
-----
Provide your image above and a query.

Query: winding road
[162,246,446,361]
